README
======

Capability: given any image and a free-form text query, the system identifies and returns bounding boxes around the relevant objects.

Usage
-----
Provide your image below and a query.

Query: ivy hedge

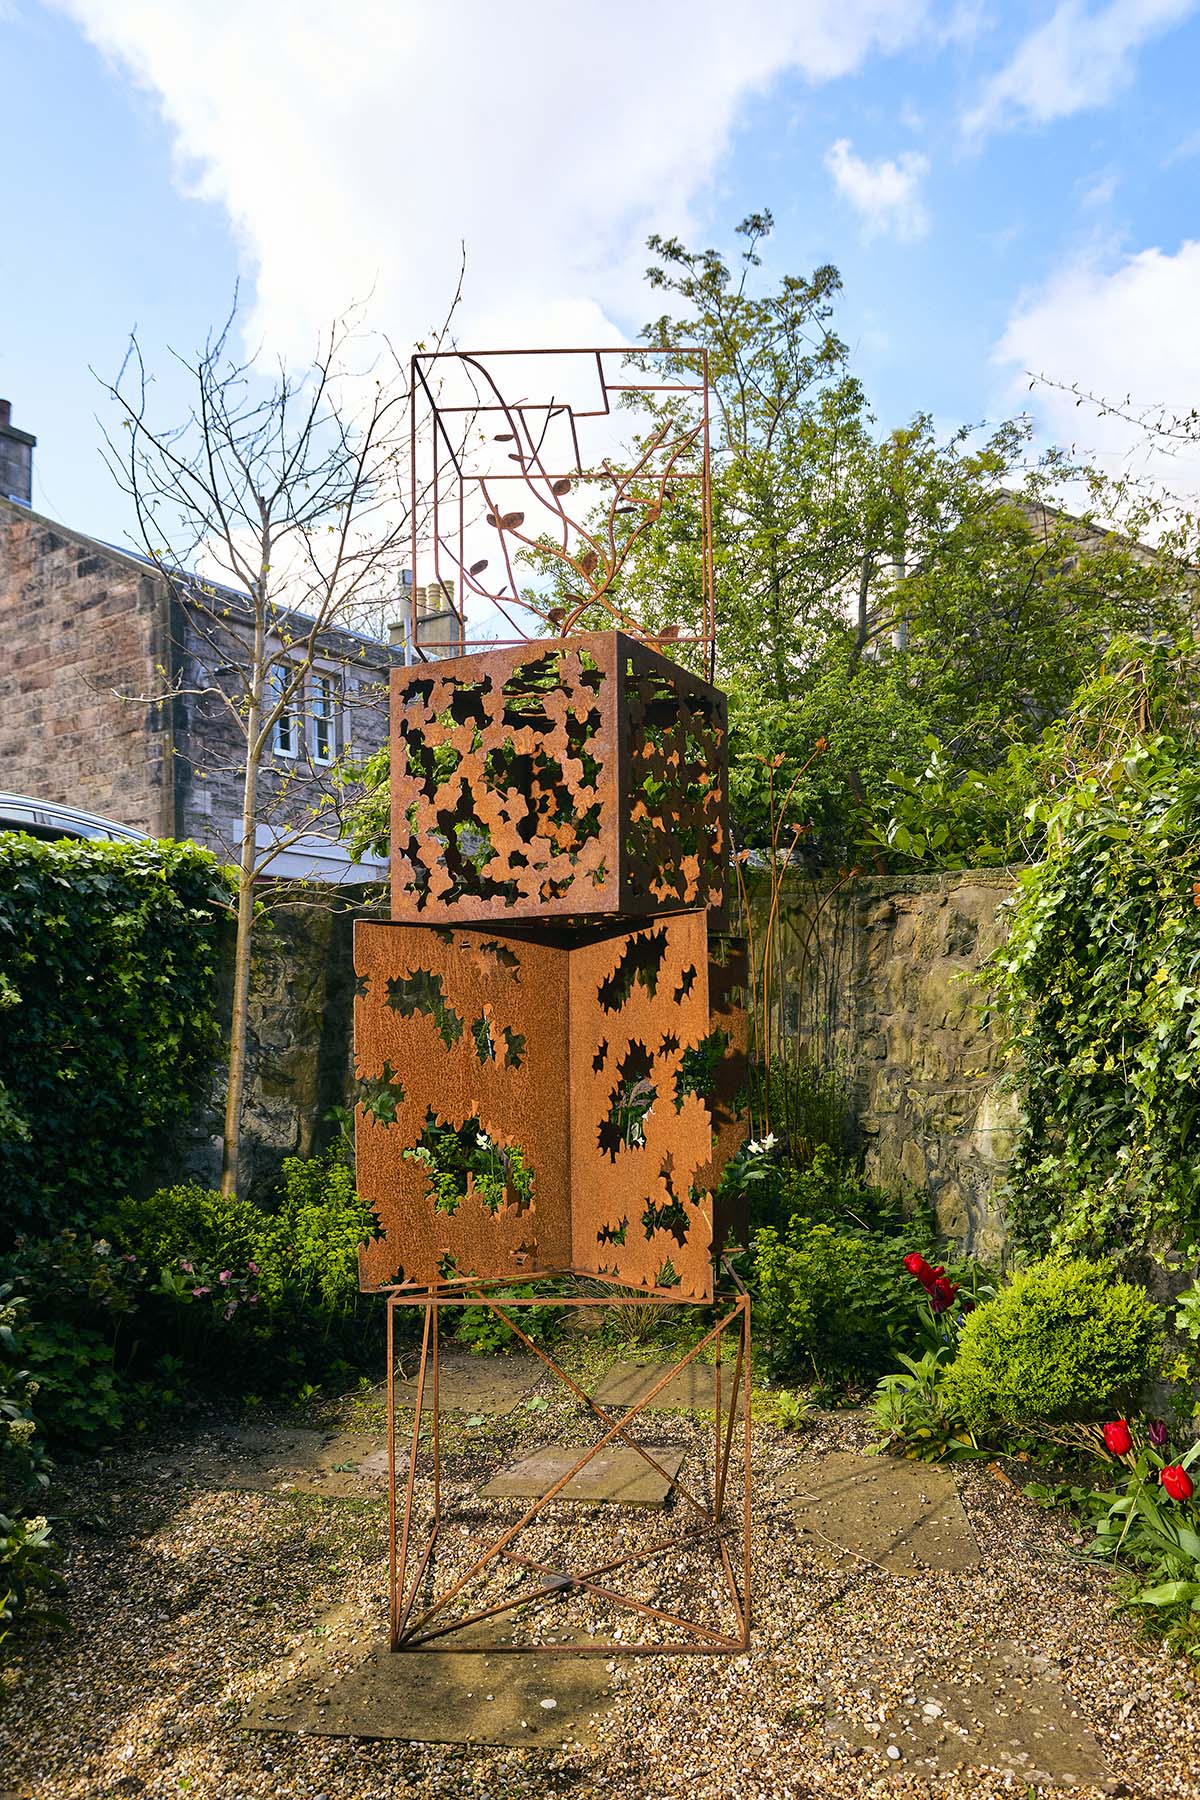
[984,735,1200,1260]
[0,837,231,1235]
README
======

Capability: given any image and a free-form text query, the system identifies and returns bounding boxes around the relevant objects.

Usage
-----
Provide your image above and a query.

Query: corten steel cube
[389,631,728,926]
[354,913,746,1301]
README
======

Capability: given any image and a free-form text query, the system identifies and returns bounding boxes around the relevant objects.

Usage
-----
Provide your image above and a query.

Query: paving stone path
[8,1350,1194,1794]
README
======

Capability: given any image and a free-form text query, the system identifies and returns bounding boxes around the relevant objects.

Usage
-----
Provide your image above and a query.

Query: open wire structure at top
[408,346,714,658]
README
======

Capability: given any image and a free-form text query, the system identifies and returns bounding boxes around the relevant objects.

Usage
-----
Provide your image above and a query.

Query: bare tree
[97,298,454,1194]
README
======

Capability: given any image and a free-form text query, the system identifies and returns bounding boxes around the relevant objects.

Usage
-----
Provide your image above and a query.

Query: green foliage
[745,1143,915,1239]
[771,1389,811,1432]
[452,1286,563,1356]
[984,681,1200,1255]
[0,837,231,1234]
[258,1153,378,1320]
[105,1183,262,1276]
[623,215,1182,859]
[0,1287,63,1653]
[871,1348,983,1463]
[860,735,1040,870]
[1026,1429,1200,1664]
[403,1118,534,1217]
[751,1153,952,1381]
[941,1258,1162,1429]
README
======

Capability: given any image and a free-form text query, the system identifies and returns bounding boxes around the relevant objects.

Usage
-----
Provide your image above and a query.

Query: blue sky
[4,0,1200,542]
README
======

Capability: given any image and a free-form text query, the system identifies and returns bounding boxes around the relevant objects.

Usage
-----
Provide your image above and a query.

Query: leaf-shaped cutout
[507,453,526,463]
[469,558,489,577]
[486,512,500,528]
[579,549,599,577]
[501,511,525,530]
[551,478,572,496]
[494,432,514,441]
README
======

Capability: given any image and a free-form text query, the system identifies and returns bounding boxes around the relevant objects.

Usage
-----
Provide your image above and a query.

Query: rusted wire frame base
[384,1269,751,1656]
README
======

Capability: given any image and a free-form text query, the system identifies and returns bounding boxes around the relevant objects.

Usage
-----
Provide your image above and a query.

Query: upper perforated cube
[389,631,727,923]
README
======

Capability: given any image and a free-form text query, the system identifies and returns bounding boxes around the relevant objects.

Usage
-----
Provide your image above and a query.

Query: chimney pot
[0,400,10,428]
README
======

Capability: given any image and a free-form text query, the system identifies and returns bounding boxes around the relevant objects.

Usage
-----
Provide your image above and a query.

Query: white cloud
[53,0,934,364]
[964,0,1198,139]
[994,240,1200,498]
[825,137,930,239]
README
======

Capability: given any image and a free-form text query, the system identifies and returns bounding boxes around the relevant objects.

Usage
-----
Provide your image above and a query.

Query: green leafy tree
[620,213,1183,856]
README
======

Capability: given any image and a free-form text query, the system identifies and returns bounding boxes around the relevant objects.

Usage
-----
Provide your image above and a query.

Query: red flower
[903,1253,944,1296]
[929,1276,959,1315]
[1161,1465,1195,1503]
[1102,1420,1133,1457]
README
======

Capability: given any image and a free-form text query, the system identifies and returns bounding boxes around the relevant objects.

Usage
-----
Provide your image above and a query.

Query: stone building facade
[0,485,395,881]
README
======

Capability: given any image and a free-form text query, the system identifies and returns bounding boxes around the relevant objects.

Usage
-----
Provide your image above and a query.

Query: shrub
[0,837,230,1235]
[256,1153,377,1321]
[0,1286,63,1650]
[104,1184,262,1277]
[745,1142,920,1239]
[942,1257,1162,1429]
[754,1215,944,1380]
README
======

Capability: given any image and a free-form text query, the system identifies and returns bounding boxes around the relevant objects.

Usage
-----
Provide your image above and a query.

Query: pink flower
[219,1270,232,1284]
[246,1260,259,1275]
[180,1260,193,1273]
[192,1285,210,1298]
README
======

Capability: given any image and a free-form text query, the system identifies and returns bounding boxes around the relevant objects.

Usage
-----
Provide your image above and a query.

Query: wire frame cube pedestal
[384,1267,752,1656]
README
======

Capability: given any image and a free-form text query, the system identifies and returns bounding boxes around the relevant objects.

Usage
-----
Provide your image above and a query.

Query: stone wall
[173,872,1021,1242]
[761,870,1020,1258]
[0,501,175,835]
[174,895,382,1197]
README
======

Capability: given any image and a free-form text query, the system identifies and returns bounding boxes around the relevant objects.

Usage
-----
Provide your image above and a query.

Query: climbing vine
[984,722,1200,1261]
[0,837,232,1234]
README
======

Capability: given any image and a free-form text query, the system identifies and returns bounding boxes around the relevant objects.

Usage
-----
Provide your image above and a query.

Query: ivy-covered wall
[0,838,231,1233]
[759,870,1019,1258]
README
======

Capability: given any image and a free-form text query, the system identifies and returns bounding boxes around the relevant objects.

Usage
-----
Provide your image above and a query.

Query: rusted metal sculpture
[388,632,728,924]
[409,345,714,654]
[355,347,748,1656]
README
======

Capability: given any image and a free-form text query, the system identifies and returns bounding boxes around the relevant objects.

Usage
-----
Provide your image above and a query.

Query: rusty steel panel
[354,914,739,1299]
[568,911,714,1299]
[389,631,727,927]
[705,936,750,1256]
[354,920,572,1291]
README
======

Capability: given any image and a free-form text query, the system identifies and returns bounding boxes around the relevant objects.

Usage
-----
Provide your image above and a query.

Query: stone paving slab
[481,1444,687,1507]
[822,1642,1109,1787]
[773,1450,981,1572]
[392,1353,545,1414]
[244,1645,616,1747]
[590,1359,739,1415]
[151,1427,387,1497]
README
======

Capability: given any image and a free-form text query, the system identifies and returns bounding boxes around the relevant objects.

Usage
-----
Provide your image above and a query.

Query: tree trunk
[220,659,264,1197]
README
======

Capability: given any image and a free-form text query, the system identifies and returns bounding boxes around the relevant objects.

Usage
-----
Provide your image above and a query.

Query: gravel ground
[2,1360,1198,1800]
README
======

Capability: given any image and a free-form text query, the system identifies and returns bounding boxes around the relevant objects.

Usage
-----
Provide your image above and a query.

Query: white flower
[476,1131,491,1149]
[92,1238,111,1257]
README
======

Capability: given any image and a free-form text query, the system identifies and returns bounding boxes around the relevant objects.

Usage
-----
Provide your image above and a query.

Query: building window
[310,673,338,764]
[271,669,298,759]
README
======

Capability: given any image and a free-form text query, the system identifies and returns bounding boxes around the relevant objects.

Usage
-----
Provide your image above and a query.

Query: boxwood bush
[942,1256,1162,1428]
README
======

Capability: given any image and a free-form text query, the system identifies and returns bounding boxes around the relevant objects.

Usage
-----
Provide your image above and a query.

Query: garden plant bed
[1,1348,1198,1798]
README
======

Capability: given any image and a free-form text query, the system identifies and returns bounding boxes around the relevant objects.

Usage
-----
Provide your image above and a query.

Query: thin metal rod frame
[383,1270,751,1656]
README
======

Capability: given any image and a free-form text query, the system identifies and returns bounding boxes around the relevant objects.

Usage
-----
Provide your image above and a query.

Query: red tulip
[903,1253,944,1296]
[1102,1420,1133,1457]
[1161,1465,1195,1503]
[929,1276,959,1315]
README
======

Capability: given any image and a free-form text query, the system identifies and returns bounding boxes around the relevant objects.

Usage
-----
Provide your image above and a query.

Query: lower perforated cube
[353,914,745,1299]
